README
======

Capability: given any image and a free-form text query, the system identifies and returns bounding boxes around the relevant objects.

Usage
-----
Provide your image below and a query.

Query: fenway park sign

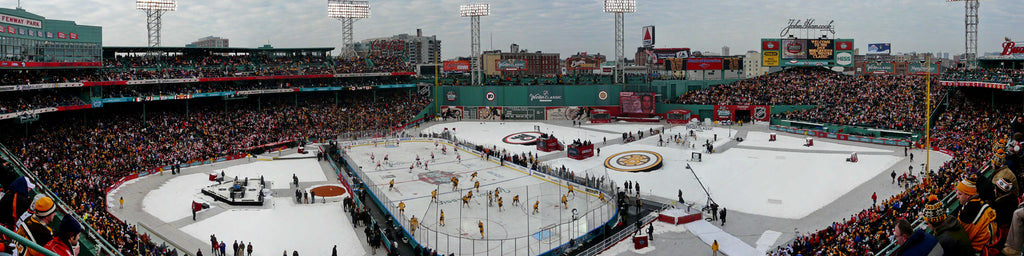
[1002,41,1024,55]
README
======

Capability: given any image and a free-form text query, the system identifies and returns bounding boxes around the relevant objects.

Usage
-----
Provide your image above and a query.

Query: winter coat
[929,218,975,256]
[897,229,943,256]
[957,198,998,252]
[42,238,75,256]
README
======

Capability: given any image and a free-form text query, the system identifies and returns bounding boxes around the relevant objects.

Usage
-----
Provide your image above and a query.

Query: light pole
[460,3,490,86]
[136,0,177,47]
[603,0,636,84]
[328,0,371,59]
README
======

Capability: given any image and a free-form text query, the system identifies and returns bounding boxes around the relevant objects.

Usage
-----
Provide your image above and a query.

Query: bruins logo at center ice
[604,150,663,172]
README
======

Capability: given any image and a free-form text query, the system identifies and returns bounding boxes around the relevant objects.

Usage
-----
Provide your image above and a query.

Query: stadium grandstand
[4,3,1024,256]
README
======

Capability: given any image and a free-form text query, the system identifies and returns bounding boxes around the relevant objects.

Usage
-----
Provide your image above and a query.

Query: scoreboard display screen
[808,39,835,60]
[619,92,655,114]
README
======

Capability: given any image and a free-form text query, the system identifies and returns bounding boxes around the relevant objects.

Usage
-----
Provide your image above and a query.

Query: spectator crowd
[1,91,430,255]
[676,67,946,132]
[770,89,1024,255]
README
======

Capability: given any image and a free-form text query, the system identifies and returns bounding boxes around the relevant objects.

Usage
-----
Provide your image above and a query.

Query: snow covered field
[180,197,365,256]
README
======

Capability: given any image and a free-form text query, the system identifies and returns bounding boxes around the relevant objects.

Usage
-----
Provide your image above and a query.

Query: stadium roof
[103,46,335,57]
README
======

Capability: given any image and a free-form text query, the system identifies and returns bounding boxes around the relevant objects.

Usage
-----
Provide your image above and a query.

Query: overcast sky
[16,0,1024,59]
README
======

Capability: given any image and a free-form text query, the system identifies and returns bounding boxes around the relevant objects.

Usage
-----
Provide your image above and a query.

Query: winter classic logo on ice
[503,132,545,145]
[604,150,663,172]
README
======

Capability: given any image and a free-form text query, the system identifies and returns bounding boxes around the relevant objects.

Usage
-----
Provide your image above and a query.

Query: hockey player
[409,164,414,173]
[467,190,473,199]
[389,179,395,191]
[383,154,389,164]
[410,216,419,235]
[599,193,606,202]
[471,171,478,181]
[431,152,435,162]
[435,141,439,148]
[478,220,485,238]
[498,197,504,211]
[451,177,459,190]
[494,188,500,198]
[439,210,446,226]
[461,195,471,208]
[474,180,480,192]
[376,161,382,170]
[371,153,375,161]
[562,194,568,209]
[398,201,406,215]
[567,185,576,197]
[533,201,540,214]
[513,195,520,205]
[488,192,494,207]
[442,145,447,155]
[424,161,428,170]
[431,189,438,202]
[456,154,461,163]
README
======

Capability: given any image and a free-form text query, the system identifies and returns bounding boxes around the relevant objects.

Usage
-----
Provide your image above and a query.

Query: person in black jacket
[921,194,974,255]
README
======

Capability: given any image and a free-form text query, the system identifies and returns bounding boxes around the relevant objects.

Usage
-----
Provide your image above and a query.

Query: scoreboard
[762,38,853,67]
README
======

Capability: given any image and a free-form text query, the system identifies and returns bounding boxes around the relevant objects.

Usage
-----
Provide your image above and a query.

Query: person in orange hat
[16,196,56,256]
[955,174,998,252]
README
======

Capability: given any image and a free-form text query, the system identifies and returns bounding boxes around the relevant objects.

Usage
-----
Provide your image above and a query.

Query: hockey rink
[344,139,616,256]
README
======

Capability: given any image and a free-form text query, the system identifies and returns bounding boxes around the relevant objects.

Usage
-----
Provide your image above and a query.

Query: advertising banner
[762,39,781,50]
[566,57,602,70]
[714,105,771,122]
[476,106,503,120]
[782,39,807,59]
[502,106,545,120]
[807,39,834,60]
[835,39,854,51]
[642,26,655,47]
[835,51,854,67]
[908,63,941,75]
[762,51,780,67]
[545,107,589,120]
[686,58,723,70]
[722,57,743,70]
[619,92,655,114]
[439,106,464,119]
[867,43,891,54]
[496,59,528,71]
[664,58,687,71]
[866,63,894,74]
[527,86,565,105]
[781,59,832,67]
[442,60,470,72]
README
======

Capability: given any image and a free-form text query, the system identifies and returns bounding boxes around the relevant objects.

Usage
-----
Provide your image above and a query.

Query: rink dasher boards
[345,139,616,255]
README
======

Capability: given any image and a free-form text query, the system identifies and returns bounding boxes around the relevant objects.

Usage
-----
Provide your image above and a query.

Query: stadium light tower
[948,0,979,69]
[328,0,371,58]
[604,0,636,84]
[460,3,489,86]
[136,0,177,47]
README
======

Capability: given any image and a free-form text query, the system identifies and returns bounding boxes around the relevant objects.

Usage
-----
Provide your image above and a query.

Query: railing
[576,212,658,256]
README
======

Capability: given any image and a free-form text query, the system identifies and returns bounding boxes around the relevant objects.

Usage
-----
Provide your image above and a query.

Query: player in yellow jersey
[439,210,445,226]
[533,201,540,214]
[561,194,568,209]
[398,201,406,215]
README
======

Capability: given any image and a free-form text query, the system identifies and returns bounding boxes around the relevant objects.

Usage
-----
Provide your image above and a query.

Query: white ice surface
[546,134,902,219]
[180,197,365,256]
[142,173,217,222]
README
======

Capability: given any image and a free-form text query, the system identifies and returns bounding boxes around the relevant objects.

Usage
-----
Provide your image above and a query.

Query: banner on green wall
[527,86,564,106]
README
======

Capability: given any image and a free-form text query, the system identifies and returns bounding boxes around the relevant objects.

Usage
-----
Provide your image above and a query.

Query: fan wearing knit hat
[921,194,974,255]
[15,196,56,256]
[955,174,999,252]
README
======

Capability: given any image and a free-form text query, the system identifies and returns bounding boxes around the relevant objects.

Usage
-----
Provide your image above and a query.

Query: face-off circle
[604,150,663,172]
[503,132,545,145]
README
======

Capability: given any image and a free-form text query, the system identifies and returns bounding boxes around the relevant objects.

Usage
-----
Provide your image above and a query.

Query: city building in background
[187,36,228,48]
[0,7,102,65]
[350,29,441,64]
[481,44,560,76]
[744,50,768,78]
